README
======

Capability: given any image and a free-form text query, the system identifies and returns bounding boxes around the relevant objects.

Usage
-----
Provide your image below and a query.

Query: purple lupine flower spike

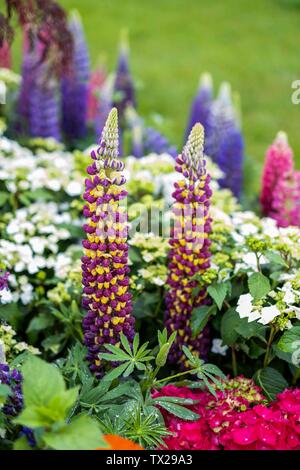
[205,82,236,160]
[61,11,90,141]
[144,127,178,158]
[217,125,244,199]
[185,73,213,145]
[82,108,135,377]
[164,123,212,367]
[113,32,136,122]
[29,67,61,141]
[125,106,144,158]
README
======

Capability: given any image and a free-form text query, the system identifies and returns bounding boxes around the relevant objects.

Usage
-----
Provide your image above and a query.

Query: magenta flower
[260,132,300,227]
[82,108,135,377]
[0,40,11,69]
[164,123,212,367]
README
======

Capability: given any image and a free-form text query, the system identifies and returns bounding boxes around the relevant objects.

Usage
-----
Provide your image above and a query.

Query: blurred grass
[12,0,300,194]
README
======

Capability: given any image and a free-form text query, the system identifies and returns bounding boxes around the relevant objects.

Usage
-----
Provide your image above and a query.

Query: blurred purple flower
[185,73,213,145]
[113,34,136,122]
[61,11,90,141]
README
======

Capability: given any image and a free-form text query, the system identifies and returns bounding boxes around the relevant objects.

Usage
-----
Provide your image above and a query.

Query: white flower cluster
[0,135,84,196]
[236,293,281,325]
[0,202,74,305]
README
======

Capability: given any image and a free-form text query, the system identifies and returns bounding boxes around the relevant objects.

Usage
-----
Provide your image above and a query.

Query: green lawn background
[14,0,300,193]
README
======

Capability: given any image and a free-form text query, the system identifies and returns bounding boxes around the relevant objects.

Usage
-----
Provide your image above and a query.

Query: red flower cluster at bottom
[153,378,300,450]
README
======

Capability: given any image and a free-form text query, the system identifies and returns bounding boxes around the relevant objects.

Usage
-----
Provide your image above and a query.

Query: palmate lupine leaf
[123,408,170,449]
[99,333,154,382]
[182,346,227,397]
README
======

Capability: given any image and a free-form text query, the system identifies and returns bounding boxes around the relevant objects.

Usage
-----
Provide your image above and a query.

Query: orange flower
[96,434,144,450]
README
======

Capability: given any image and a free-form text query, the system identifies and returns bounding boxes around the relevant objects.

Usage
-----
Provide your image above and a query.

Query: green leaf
[0,383,10,404]
[21,356,65,408]
[43,415,106,450]
[13,436,32,450]
[26,313,54,333]
[254,367,288,401]
[120,333,132,355]
[220,308,240,346]
[102,362,129,382]
[0,191,8,207]
[207,283,228,310]
[155,401,199,421]
[202,363,227,381]
[14,407,53,428]
[277,326,300,353]
[235,318,267,341]
[248,272,270,300]
[191,305,216,338]
[80,381,111,405]
[265,250,288,267]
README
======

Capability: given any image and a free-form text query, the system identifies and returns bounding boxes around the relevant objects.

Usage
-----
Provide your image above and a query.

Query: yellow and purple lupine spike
[82,108,135,377]
[164,123,212,367]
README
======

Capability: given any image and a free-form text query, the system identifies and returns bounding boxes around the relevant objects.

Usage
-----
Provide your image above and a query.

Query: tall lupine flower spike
[217,125,244,199]
[29,68,61,141]
[206,82,244,199]
[82,108,135,377]
[125,106,144,158]
[61,10,90,140]
[184,73,213,144]
[113,31,136,122]
[164,123,212,367]
[260,132,300,227]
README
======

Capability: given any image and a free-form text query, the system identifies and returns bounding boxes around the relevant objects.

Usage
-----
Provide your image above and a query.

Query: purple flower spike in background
[125,106,144,158]
[144,126,178,158]
[62,11,90,141]
[29,69,61,141]
[113,31,136,122]
[217,126,244,199]
[82,108,135,377]
[184,73,213,145]
[206,82,244,199]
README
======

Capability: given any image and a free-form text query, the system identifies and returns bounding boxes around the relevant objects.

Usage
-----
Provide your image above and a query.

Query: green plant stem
[292,367,300,386]
[231,346,238,377]
[154,368,197,386]
[263,325,276,368]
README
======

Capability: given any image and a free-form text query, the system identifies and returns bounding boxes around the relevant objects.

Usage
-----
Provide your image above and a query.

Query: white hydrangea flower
[258,305,281,325]
[211,338,228,356]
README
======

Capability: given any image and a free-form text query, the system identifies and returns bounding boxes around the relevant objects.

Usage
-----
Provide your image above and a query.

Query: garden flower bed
[0,2,299,451]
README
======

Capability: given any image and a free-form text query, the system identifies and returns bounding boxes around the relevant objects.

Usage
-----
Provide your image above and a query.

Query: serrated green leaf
[248,272,270,300]
[191,305,216,338]
[207,283,229,310]
[220,308,240,346]
[254,367,288,401]
[265,251,288,267]
[277,326,300,354]
[235,318,267,341]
